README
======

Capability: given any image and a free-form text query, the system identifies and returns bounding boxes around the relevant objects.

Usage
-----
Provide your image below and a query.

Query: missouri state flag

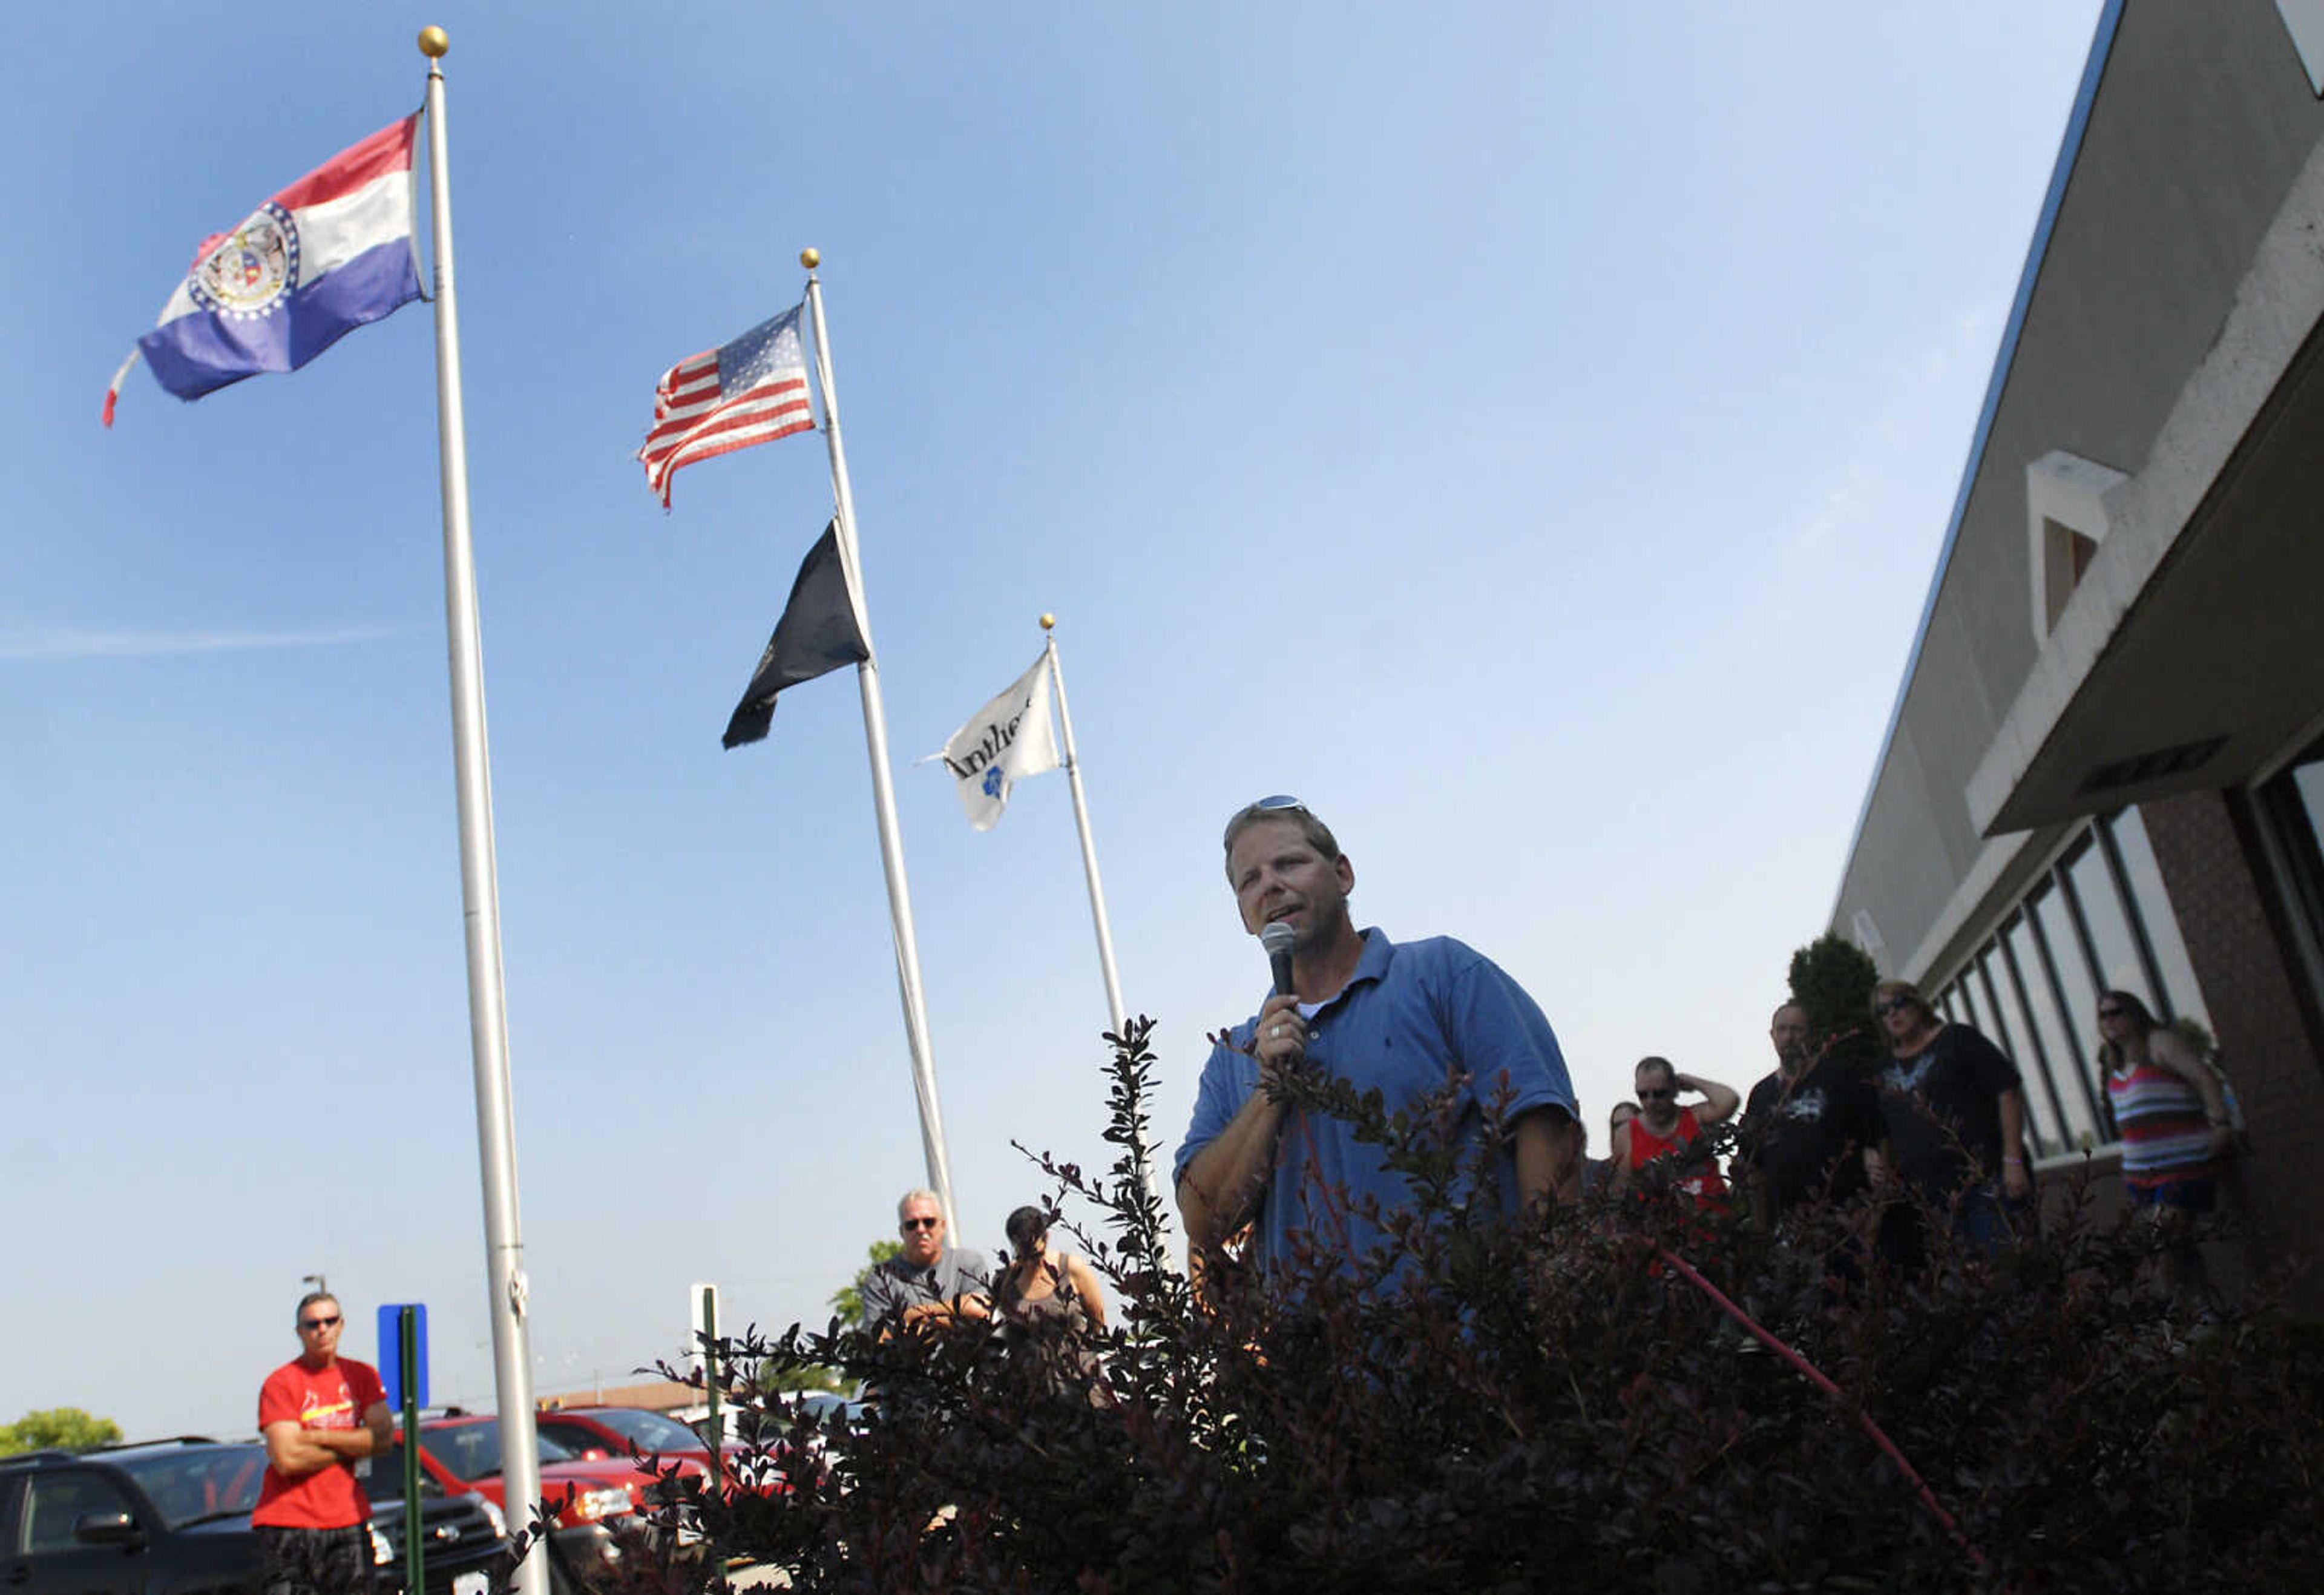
[104,116,423,424]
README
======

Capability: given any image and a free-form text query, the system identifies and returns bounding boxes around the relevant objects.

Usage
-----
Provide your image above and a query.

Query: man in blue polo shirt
[1174,796,1579,1275]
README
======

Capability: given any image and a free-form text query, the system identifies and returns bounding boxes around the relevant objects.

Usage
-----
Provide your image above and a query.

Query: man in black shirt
[1738,1002,1885,1229]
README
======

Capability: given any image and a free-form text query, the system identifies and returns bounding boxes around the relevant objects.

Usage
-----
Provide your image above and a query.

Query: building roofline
[1829,0,2126,932]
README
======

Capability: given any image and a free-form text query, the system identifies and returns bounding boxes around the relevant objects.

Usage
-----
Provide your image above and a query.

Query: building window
[2064,834,2155,1010]
[1943,967,1991,1061]
[2005,906,2103,1149]
[1922,807,2216,1158]
[1951,971,1984,1035]
[2108,806,2213,1033]
[1975,947,2064,1156]
[2251,738,2324,1028]
[2030,882,2107,1105]
[2288,755,2324,850]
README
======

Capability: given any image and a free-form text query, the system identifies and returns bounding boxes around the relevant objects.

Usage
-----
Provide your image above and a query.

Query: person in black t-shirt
[1738,1001,1884,1228]
[1869,979,2034,1260]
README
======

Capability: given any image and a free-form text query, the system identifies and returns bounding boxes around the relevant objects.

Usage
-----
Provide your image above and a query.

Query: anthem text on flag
[931,655,1062,830]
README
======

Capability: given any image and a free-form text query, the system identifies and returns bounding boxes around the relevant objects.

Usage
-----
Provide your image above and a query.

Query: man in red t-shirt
[252,1291,392,1595]
[1610,1055,1741,1208]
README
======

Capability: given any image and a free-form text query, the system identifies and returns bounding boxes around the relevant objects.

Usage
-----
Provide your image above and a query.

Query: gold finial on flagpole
[418,25,449,57]
[1040,613,1057,631]
[800,248,821,269]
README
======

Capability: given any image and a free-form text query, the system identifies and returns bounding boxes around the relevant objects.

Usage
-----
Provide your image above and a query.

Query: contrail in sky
[0,624,402,661]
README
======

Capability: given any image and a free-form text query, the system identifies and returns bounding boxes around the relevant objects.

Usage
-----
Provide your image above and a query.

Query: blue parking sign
[378,1303,428,1410]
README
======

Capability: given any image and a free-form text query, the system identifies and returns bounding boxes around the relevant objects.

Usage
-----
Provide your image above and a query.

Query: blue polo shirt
[1173,928,1575,1272]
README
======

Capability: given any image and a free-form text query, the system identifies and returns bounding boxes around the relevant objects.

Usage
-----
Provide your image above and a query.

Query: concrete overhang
[1966,137,2324,838]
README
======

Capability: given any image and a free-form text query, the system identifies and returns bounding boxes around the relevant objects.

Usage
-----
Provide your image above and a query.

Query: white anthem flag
[933,654,1060,830]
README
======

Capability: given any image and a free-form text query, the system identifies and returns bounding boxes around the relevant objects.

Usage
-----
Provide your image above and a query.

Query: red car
[401,1414,701,1577]
[534,1406,788,1496]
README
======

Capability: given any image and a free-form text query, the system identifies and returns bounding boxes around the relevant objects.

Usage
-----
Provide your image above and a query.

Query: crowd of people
[857,1189,1111,1390]
[238,801,2238,1595]
[1166,795,2236,1304]
[849,794,2237,1358]
[1577,980,2035,1269]
[1567,976,2236,1295]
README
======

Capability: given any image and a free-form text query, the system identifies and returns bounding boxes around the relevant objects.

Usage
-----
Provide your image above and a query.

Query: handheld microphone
[1260,921,1298,998]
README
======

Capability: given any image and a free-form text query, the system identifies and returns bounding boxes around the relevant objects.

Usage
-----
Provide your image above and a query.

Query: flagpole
[798,248,960,1229]
[418,32,545,1594]
[1039,616,1126,1034]
[1039,614,1154,1208]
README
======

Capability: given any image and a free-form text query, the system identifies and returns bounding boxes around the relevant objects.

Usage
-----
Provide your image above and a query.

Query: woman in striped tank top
[2096,990,2232,1306]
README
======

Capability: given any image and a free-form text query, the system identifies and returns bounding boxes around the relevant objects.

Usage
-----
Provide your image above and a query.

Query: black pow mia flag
[721,519,871,749]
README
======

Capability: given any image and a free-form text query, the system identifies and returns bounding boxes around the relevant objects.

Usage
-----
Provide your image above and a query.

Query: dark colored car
[0,1437,506,1595]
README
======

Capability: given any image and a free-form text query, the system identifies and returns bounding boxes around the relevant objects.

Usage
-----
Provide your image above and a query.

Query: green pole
[701,1287,722,1493]
[399,1307,424,1595]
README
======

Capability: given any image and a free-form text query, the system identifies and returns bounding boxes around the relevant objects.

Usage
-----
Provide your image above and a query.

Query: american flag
[638,303,815,507]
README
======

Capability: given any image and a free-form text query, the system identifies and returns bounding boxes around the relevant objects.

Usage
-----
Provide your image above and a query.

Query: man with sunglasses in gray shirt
[861,1188,992,1335]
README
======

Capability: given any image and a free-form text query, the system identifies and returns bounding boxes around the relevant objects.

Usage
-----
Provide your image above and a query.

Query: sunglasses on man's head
[901,1217,940,1232]
[300,1315,341,1331]
[1224,794,1310,842]
[1636,1087,1675,1100]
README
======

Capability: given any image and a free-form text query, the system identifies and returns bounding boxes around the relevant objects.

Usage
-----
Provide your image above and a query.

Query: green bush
[617,1019,2320,1593]
[1790,932,1883,1065]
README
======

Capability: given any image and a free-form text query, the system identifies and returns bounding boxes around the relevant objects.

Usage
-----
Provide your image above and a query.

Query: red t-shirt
[252,1355,387,1528]
[1624,1107,1731,1209]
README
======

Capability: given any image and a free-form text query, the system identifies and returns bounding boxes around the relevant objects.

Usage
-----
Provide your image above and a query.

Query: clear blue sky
[2,3,2103,1436]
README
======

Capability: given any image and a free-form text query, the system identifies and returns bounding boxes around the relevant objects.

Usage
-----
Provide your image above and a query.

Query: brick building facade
[1829,2,2324,1312]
